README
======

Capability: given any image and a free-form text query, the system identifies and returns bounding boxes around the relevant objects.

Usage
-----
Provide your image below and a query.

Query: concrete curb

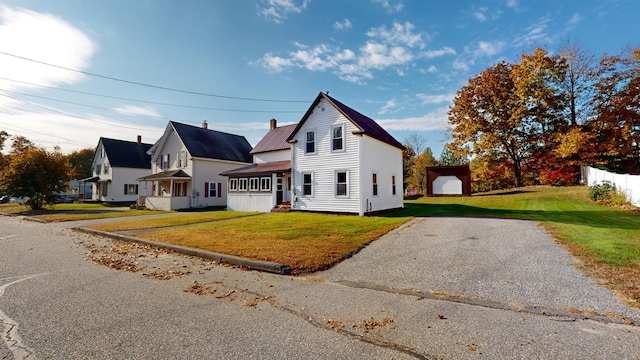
[75,227,292,275]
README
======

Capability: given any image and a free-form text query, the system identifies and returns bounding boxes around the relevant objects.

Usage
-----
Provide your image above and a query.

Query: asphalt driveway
[321,217,639,320]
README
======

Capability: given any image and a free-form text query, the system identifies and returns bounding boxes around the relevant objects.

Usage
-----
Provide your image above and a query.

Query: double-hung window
[372,172,378,196]
[336,171,348,196]
[238,178,248,191]
[392,175,397,195]
[229,178,238,192]
[260,177,271,192]
[302,173,312,196]
[332,125,344,151]
[249,178,260,191]
[124,184,138,195]
[305,131,315,154]
[177,151,187,168]
[161,154,170,170]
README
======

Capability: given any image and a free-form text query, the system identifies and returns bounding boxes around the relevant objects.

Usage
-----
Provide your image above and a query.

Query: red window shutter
[204,182,209,198]
[217,183,222,197]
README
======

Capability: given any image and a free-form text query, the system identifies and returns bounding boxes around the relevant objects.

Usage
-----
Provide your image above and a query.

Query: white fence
[581,166,640,207]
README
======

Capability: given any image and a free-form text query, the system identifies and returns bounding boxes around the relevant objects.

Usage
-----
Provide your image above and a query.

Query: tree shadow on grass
[380,203,640,230]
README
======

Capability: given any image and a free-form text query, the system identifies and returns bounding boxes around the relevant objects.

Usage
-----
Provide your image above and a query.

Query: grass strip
[87,211,260,231]
[134,212,410,274]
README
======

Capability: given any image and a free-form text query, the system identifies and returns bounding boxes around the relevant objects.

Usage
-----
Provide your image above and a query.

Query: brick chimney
[202,120,208,129]
[270,118,277,130]
[137,135,142,145]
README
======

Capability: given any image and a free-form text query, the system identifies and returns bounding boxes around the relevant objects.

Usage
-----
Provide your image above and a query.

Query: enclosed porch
[137,169,192,210]
[220,160,291,213]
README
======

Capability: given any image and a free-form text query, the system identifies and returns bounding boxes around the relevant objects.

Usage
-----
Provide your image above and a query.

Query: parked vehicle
[0,195,9,204]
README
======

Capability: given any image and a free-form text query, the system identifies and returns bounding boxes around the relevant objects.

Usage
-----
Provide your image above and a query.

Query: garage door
[433,176,462,195]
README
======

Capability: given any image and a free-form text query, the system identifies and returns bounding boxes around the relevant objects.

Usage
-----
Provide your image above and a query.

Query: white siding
[108,167,151,202]
[227,192,274,212]
[254,149,290,163]
[360,136,404,214]
[193,158,251,207]
[291,99,361,214]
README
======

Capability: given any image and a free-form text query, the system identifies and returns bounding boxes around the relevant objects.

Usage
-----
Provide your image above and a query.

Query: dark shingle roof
[170,121,253,163]
[287,92,404,150]
[250,124,297,154]
[101,137,152,169]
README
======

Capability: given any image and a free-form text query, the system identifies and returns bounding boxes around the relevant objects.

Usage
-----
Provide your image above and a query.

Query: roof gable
[287,92,404,150]
[250,123,297,154]
[168,121,253,163]
[100,137,152,169]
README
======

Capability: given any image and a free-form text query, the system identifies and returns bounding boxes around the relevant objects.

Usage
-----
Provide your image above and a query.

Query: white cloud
[258,0,310,24]
[372,0,404,13]
[113,105,162,118]
[474,8,488,22]
[513,16,552,47]
[416,93,455,105]
[506,0,519,9]
[0,6,96,93]
[377,107,450,131]
[257,21,430,83]
[378,99,403,115]
[333,19,352,31]
[467,40,506,57]
[421,46,456,59]
[567,13,582,26]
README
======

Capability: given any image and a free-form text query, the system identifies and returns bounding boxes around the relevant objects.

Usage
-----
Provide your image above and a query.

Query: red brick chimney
[270,118,277,130]
[202,120,208,129]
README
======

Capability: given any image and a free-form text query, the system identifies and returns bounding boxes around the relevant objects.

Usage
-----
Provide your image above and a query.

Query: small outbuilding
[426,165,471,196]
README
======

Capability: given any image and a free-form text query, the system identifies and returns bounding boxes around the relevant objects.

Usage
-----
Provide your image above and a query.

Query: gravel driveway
[321,217,639,320]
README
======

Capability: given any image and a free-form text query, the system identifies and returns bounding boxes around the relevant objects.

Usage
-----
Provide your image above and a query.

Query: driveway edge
[74,227,292,275]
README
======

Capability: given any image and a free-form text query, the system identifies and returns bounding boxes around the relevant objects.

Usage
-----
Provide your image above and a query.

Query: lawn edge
[74,226,292,275]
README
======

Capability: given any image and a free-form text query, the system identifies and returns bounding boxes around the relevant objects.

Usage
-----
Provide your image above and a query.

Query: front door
[276,177,283,205]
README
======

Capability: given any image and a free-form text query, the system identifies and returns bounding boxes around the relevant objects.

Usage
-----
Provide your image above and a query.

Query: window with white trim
[336,171,348,196]
[177,151,187,168]
[95,164,101,175]
[103,162,110,174]
[392,175,397,196]
[305,130,315,154]
[302,173,312,196]
[161,154,170,170]
[332,125,344,151]
[124,184,138,195]
[238,178,248,191]
[229,178,238,191]
[249,177,260,191]
[260,177,271,191]
[372,172,378,196]
[207,182,219,198]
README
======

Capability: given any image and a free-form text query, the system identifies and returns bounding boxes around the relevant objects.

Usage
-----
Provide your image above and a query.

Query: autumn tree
[558,41,597,126]
[403,134,427,193]
[67,148,95,179]
[0,130,9,170]
[449,61,529,187]
[439,144,467,166]
[589,46,640,174]
[407,147,438,194]
[0,143,75,209]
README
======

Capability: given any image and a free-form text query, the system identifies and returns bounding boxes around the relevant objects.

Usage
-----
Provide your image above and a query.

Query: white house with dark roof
[222,92,404,216]
[221,119,296,212]
[138,121,252,210]
[82,136,153,203]
[288,92,404,216]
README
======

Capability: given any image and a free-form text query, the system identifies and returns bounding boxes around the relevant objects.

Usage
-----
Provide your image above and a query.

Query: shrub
[587,181,628,206]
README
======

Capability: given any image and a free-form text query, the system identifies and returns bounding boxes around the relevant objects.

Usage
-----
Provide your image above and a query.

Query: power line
[0,77,305,113]
[0,51,308,103]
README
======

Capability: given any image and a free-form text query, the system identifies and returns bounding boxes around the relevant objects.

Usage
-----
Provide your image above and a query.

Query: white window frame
[238,178,248,191]
[103,162,109,175]
[305,130,316,154]
[332,124,345,152]
[95,164,101,176]
[124,184,138,195]
[177,151,187,168]
[391,175,397,196]
[372,172,378,196]
[229,178,238,192]
[335,170,348,197]
[161,154,170,170]
[260,177,271,192]
[302,172,313,196]
[209,182,218,198]
[249,177,260,191]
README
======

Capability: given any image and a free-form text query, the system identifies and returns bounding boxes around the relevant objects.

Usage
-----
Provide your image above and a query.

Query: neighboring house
[221,119,296,212]
[222,92,405,216]
[138,121,252,210]
[82,136,153,203]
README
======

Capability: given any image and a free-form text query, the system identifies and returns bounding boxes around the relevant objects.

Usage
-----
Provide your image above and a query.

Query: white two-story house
[84,136,153,203]
[287,92,405,216]
[138,121,252,210]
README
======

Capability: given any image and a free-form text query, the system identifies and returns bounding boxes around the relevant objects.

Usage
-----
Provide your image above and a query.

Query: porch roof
[220,160,291,177]
[137,169,191,181]
[79,176,100,183]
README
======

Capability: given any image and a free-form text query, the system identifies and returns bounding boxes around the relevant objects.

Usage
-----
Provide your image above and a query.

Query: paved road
[1,214,639,359]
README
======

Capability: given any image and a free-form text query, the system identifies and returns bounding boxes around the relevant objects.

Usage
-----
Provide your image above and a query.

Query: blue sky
[0,0,638,157]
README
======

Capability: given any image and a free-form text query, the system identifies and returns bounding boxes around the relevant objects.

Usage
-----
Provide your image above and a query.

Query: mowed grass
[134,212,410,274]
[88,211,260,231]
[387,186,640,308]
[0,202,169,221]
